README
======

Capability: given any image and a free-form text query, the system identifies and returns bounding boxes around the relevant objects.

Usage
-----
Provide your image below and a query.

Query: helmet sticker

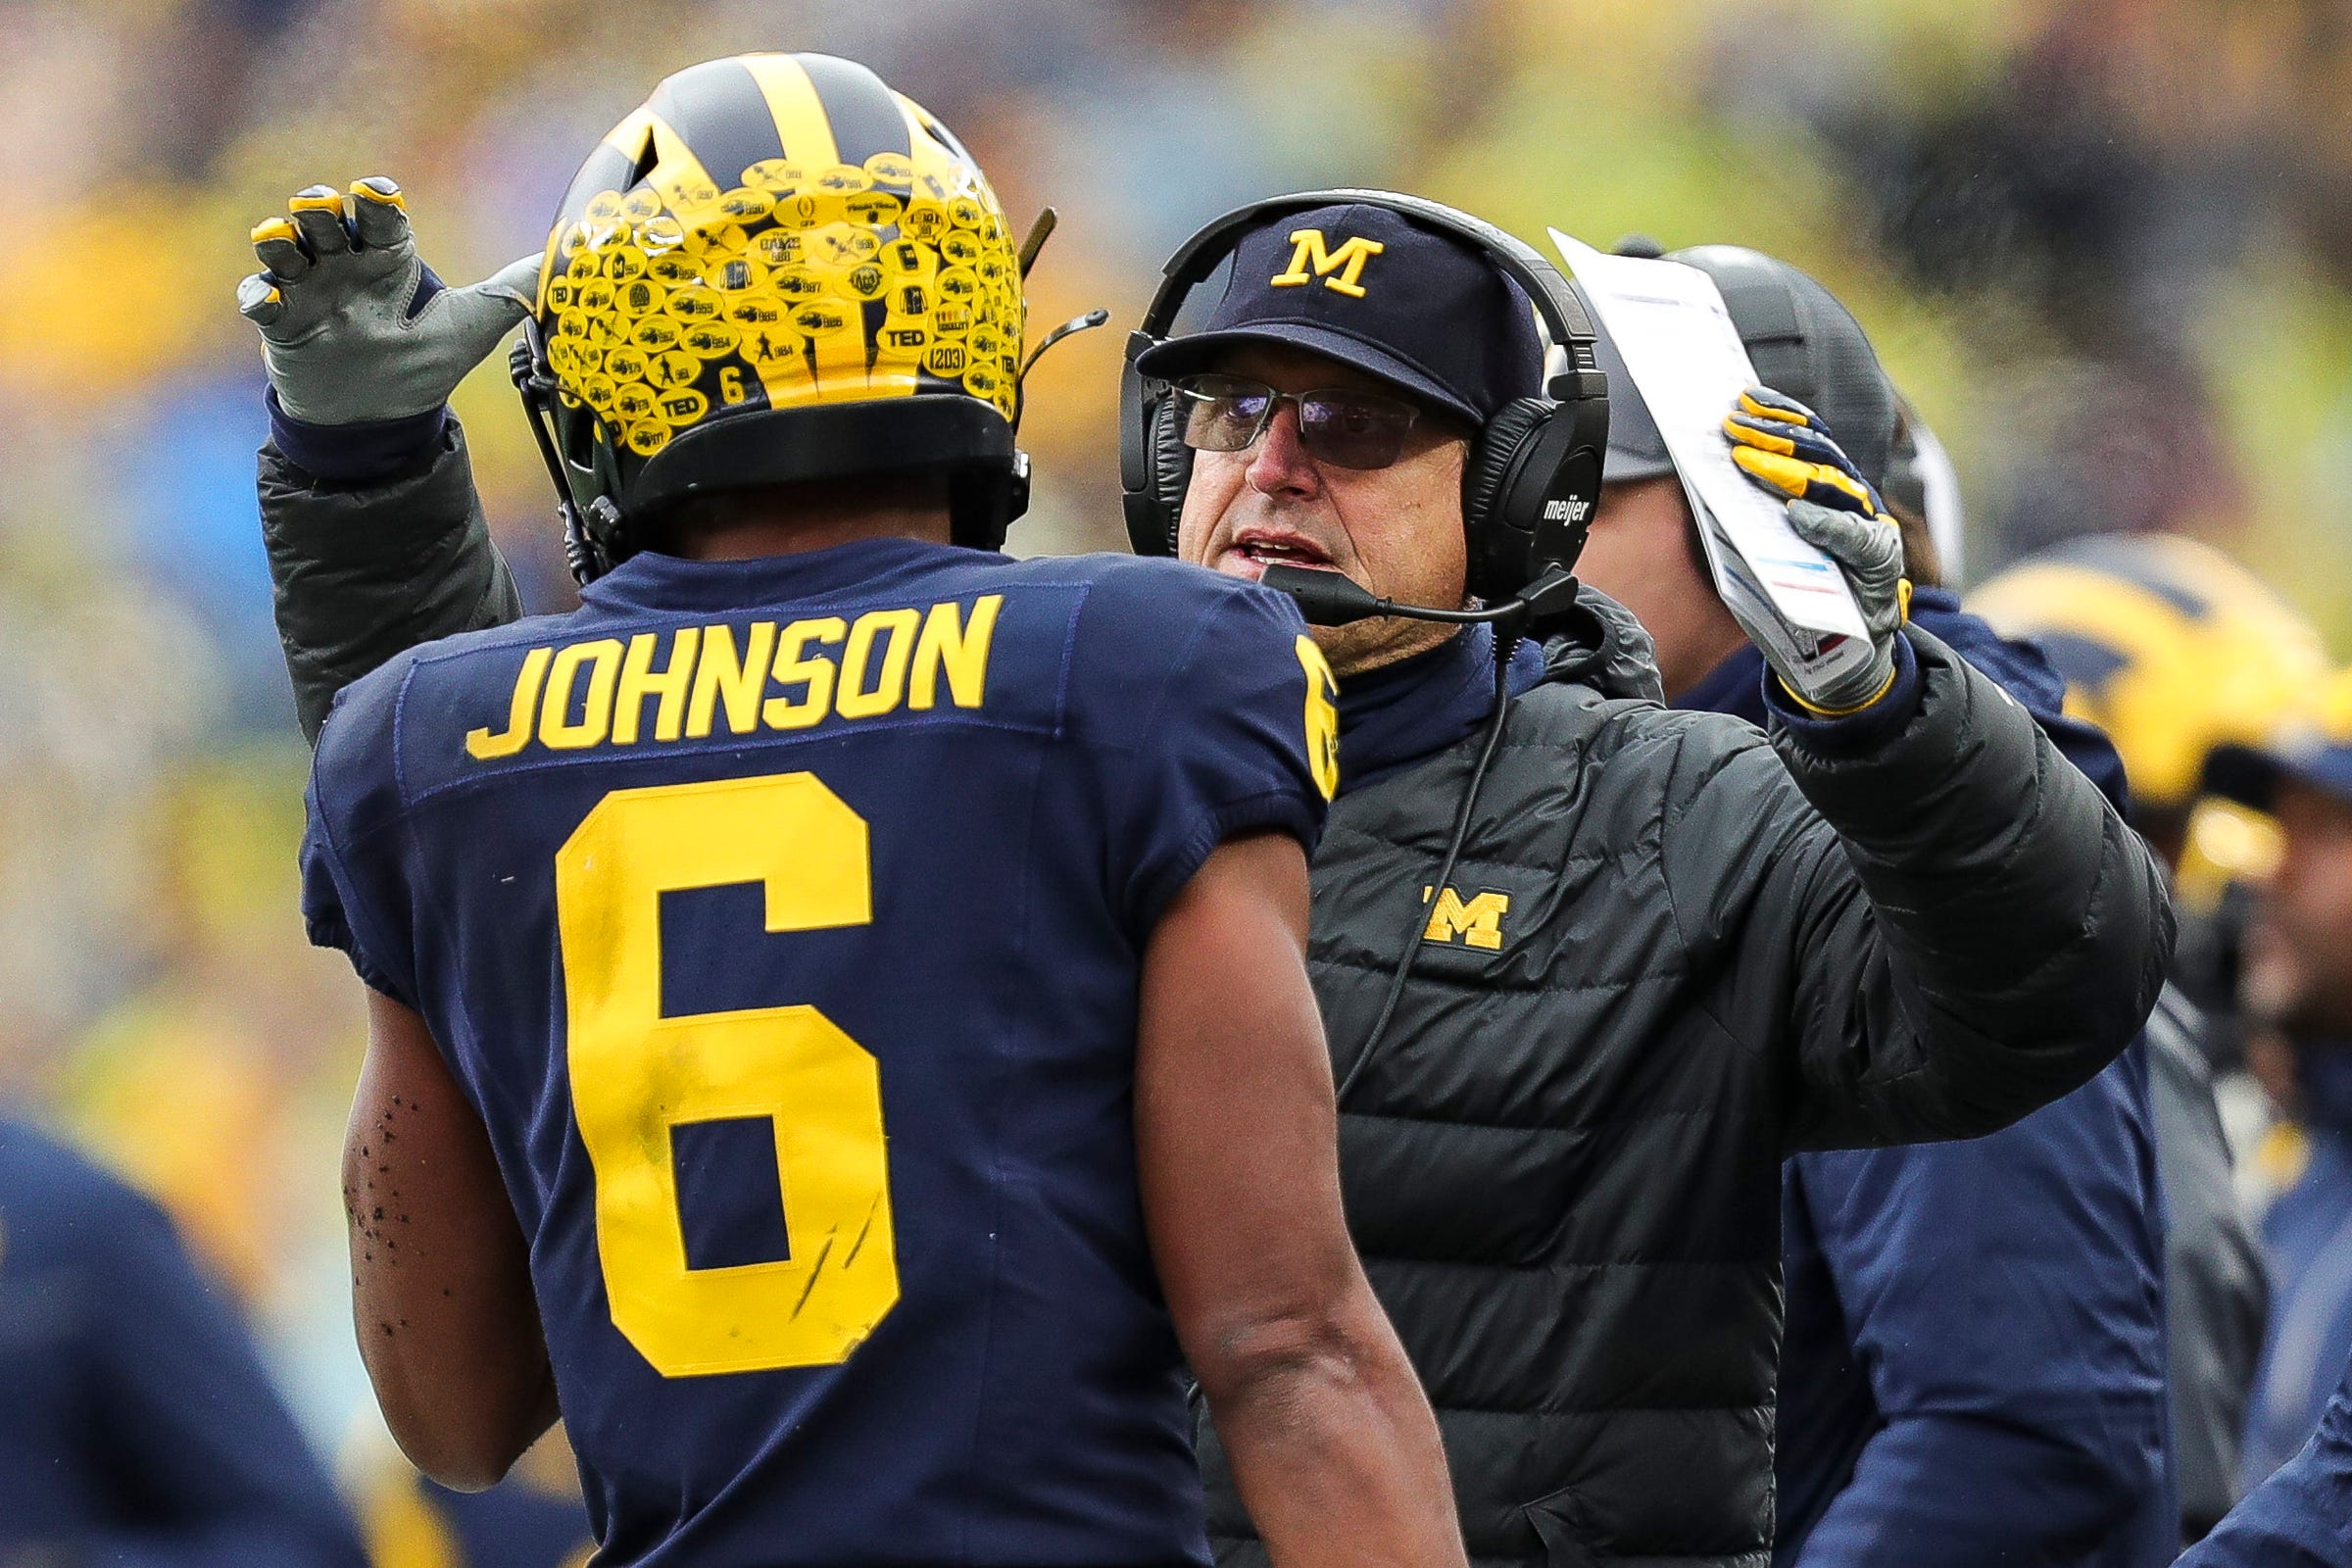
[681,322,740,359]
[630,318,683,353]
[717,188,773,222]
[846,191,902,226]
[750,230,803,267]
[663,285,724,321]
[742,159,807,193]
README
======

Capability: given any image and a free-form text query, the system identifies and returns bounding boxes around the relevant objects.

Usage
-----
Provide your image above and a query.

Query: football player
[273,55,1460,1568]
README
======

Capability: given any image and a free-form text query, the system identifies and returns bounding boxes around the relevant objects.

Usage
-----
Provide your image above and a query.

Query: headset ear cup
[1148,395,1194,552]
[1461,398,1550,529]
[1460,398,1554,601]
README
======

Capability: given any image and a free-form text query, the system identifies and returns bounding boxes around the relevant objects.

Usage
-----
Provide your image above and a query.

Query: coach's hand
[236,177,540,426]
[1725,385,1911,714]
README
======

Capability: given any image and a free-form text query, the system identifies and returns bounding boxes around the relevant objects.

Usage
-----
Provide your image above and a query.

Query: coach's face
[1177,344,1470,677]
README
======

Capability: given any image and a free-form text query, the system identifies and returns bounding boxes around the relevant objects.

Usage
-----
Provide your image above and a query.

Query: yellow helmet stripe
[740,54,841,171]
[794,53,912,167]
[645,58,786,192]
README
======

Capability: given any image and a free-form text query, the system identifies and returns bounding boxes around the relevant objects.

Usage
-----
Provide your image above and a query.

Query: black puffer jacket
[259,427,2173,1568]
[259,421,517,743]
[1197,598,2172,1568]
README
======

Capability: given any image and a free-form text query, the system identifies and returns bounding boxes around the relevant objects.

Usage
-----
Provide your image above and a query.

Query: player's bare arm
[1138,829,1465,1568]
[345,988,557,1490]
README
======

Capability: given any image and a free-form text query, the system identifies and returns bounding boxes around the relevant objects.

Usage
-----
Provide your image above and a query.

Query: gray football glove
[1724,386,1911,714]
[236,177,540,426]
[1774,499,1909,712]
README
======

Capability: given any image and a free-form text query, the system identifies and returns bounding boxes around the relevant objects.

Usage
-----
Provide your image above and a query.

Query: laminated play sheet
[1550,230,1877,695]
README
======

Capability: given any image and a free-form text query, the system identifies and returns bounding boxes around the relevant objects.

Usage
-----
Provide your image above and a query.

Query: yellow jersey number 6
[555,772,899,1377]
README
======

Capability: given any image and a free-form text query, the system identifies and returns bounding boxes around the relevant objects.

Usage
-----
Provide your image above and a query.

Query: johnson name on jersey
[301,537,1337,1568]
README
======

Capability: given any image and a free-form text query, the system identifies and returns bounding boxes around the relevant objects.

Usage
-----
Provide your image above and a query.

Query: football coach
[240,186,2171,1565]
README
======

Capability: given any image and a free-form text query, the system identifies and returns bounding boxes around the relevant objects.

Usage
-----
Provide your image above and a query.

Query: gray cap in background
[1594,243,1899,494]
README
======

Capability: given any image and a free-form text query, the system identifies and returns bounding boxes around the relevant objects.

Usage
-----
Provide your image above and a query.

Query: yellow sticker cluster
[542,150,1024,460]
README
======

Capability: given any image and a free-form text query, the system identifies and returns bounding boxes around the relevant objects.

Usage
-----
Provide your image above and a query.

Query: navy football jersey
[302,537,1336,1568]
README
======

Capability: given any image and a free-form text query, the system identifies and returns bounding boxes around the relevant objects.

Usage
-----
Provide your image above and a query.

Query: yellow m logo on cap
[1420,886,1509,951]
[1272,228,1385,299]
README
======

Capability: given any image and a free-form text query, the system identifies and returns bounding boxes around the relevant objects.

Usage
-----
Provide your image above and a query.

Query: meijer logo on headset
[1544,496,1592,524]
[1271,229,1386,298]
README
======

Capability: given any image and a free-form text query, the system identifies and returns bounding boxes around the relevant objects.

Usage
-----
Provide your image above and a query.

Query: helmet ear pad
[1459,397,1555,602]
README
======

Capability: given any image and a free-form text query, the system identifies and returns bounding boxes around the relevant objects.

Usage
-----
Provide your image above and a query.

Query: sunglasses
[1171,373,1426,470]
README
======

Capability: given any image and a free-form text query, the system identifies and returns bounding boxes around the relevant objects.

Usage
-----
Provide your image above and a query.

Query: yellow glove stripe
[1730,448,1882,516]
[1737,390,1809,424]
[1897,577,1912,623]
[1723,416,1798,457]
[250,217,298,246]
[349,181,406,210]
[1777,660,1900,717]
[1729,446,1810,498]
[287,191,344,215]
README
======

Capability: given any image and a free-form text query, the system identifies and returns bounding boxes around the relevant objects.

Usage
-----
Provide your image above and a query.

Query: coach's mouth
[1219,529,1337,583]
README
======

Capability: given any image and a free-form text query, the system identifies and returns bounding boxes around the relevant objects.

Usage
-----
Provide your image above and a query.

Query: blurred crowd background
[8,0,2352,1558]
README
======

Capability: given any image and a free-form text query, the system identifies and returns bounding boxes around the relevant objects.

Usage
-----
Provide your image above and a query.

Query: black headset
[1118,189,1610,606]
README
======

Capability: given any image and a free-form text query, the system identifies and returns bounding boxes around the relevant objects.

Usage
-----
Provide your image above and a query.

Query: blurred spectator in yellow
[2201,668,2352,1492]
[0,1111,368,1567]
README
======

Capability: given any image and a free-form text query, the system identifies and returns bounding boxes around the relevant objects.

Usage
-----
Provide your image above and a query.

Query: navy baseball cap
[1133,202,1544,426]
[2205,669,2352,814]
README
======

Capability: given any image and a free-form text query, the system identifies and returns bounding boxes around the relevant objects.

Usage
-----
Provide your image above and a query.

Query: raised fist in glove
[1724,386,1912,714]
[236,177,540,427]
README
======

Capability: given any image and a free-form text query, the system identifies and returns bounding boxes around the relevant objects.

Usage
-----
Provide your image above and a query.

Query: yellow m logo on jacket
[1421,886,1509,951]
[1271,228,1385,298]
